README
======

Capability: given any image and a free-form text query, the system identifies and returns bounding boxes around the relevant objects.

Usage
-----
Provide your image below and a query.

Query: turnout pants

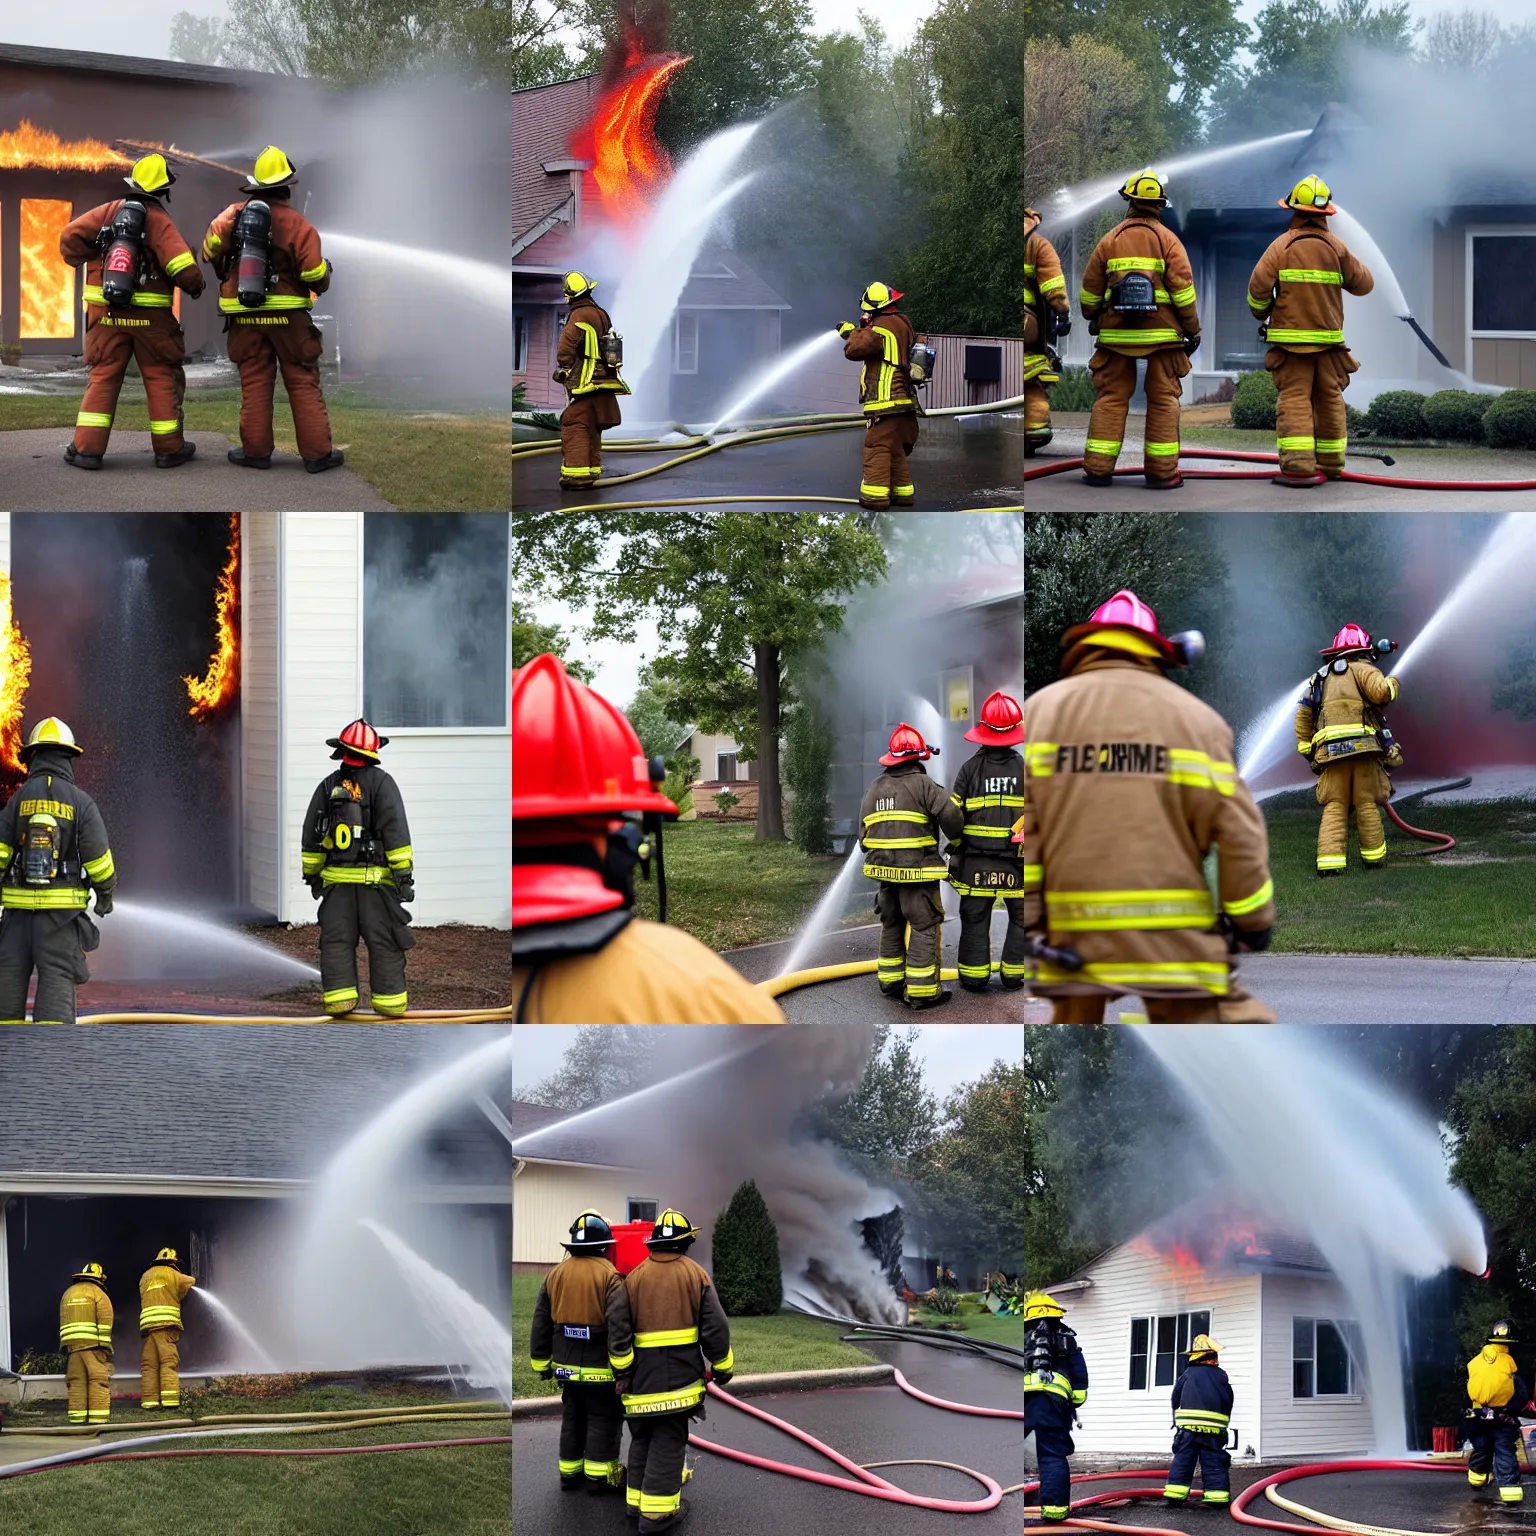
[0,909,92,1024]
[319,885,412,1016]
[559,1380,624,1490]
[1164,1428,1232,1505]
[626,1410,691,1531]
[1046,986,1277,1024]
[1025,1422,1075,1522]
[1467,1418,1523,1502]
[876,882,944,1004]
[141,1327,182,1408]
[560,392,623,485]
[66,1346,112,1424]
[226,313,332,461]
[1268,347,1356,477]
[956,894,1030,989]
[73,311,188,457]
[1084,348,1190,483]
[860,412,918,508]
[1023,355,1054,452]
[1316,758,1389,872]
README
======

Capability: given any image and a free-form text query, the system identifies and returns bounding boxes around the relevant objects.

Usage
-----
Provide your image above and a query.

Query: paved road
[0,429,392,511]
[515,1340,1023,1535]
[513,417,1026,513]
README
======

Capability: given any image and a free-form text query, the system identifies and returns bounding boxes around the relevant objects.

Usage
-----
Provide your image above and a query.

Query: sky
[0,5,229,57]
[523,592,659,711]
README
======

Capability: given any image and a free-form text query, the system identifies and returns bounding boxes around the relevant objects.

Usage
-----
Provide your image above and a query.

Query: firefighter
[60,1262,114,1426]
[1163,1333,1233,1508]
[529,1211,631,1496]
[1021,1292,1088,1524]
[948,691,1030,993]
[1294,625,1400,875]
[1465,1319,1530,1506]
[1248,176,1373,486]
[839,282,919,510]
[1079,171,1200,489]
[861,724,964,1010]
[555,272,629,490]
[301,719,414,1017]
[139,1247,196,1410]
[512,653,785,1024]
[58,153,205,471]
[608,1209,733,1532]
[1017,592,1277,1023]
[0,719,116,1026]
[202,147,342,473]
[1024,207,1070,456]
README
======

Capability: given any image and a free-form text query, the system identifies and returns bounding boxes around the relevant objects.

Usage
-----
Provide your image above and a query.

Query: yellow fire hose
[76,1005,514,1025]
[21,1404,511,1438]
[554,496,1025,514]
[1263,1481,1479,1536]
[762,960,998,998]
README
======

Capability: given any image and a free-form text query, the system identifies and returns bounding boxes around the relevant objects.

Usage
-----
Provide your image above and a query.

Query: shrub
[712,789,741,815]
[928,1287,962,1316]
[1482,390,1536,450]
[1421,389,1492,442]
[1364,390,1428,439]
[1048,366,1095,411]
[785,700,833,856]
[17,1349,65,1375]
[713,1180,783,1317]
[1345,403,1367,437]
[1231,370,1278,430]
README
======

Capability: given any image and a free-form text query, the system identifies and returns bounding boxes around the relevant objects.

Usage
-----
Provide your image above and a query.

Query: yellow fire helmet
[73,1262,107,1283]
[156,1247,179,1265]
[243,145,299,192]
[126,152,175,196]
[646,1208,699,1245]
[564,270,597,302]
[860,281,903,313]
[1488,1319,1516,1347]
[1189,1333,1222,1358]
[23,718,82,757]
[1120,169,1168,205]
[1282,174,1337,215]
[1022,1291,1066,1320]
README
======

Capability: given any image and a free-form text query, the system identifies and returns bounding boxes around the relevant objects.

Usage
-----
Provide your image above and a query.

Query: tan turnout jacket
[1294,658,1398,767]
[1248,214,1373,352]
[844,311,917,415]
[859,761,964,883]
[1080,213,1199,357]
[609,1252,733,1417]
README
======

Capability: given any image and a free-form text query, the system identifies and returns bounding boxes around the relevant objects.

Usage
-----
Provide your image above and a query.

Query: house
[1045,1205,1372,1460]
[0,1028,511,1387]
[672,724,755,822]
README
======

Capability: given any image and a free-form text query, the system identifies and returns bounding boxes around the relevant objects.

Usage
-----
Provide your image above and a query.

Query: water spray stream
[192,1287,279,1372]
[90,901,319,985]
[702,330,841,436]
[320,232,512,313]
[1237,679,1311,785]
[775,846,865,978]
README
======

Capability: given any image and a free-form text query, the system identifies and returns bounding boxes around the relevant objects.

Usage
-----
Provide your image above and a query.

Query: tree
[784,692,833,855]
[512,509,887,841]
[511,598,593,680]
[523,1024,661,1109]
[1420,7,1507,71]
[807,1025,940,1167]
[169,12,229,64]
[624,682,687,761]
[712,1180,784,1316]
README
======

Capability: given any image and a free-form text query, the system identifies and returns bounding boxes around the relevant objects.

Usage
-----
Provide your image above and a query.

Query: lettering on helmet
[1054,743,1170,775]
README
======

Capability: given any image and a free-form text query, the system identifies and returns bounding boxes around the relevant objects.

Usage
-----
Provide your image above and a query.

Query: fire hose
[762,958,998,998]
[549,496,1025,514]
[75,1005,514,1024]
[1230,1458,1490,1536]
[1384,777,1470,857]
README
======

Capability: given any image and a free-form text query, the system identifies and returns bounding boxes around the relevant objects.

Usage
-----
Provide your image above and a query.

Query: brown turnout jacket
[609,1251,733,1417]
[529,1252,631,1384]
[1018,652,1275,998]
[1294,657,1398,767]
[860,760,964,883]
[557,298,628,397]
[60,198,204,317]
[844,310,917,415]
[1080,213,1199,357]
[202,199,330,315]
[1248,214,1372,352]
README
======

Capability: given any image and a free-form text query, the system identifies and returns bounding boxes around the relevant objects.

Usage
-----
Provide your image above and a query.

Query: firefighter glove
[394,876,416,904]
[712,1369,733,1388]
[1053,312,1072,337]
[93,891,113,918]
[307,876,324,899]
[552,368,569,384]
[1234,925,1273,952]
[1182,335,1201,355]
[614,1376,632,1398]
[535,1366,554,1381]
[837,322,855,339]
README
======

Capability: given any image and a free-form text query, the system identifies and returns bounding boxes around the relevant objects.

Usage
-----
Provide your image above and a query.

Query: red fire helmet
[964,690,1025,746]
[328,718,388,764]
[515,859,625,928]
[1059,589,1178,660]
[880,723,933,767]
[512,653,679,822]
[1321,623,1371,657]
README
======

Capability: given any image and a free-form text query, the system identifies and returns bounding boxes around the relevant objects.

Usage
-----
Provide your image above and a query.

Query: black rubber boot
[906,989,953,1011]
[1145,472,1184,490]
[960,979,991,994]
[1272,472,1325,488]
[64,445,103,470]
[1081,471,1113,487]
[154,442,197,469]
[1317,867,1343,878]
[999,976,1026,991]
[229,447,272,469]
[560,1474,582,1491]
[304,449,346,474]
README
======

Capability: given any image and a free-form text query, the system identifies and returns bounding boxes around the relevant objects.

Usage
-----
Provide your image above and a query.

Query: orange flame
[20,200,75,340]
[183,515,239,722]
[0,121,129,172]
[571,49,690,227]
[1134,1214,1273,1283]
[0,573,32,786]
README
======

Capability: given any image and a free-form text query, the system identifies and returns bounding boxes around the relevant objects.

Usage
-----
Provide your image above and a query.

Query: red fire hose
[1023,450,1536,490]
[1385,801,1456,855]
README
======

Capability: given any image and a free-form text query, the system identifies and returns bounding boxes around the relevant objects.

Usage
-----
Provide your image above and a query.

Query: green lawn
[512,1274,876,1400]
[0,1383,509,1535]
[1264,791,1536,956]
[0,383,509,510]
[632,820,850,952]
[911,1303,1024,1350]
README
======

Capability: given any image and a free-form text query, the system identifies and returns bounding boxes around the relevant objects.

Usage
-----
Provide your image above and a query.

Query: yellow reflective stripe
[84,285,174,308]
[1316,438,1347,452]
[300,261,329,283]
[641,1492,682,1515]
[1317,854,1347,869]
[1024,743,1058,776]
[1023,287,1036,305]
[1266,327,1344,344]
[961,825,1013,838]
[1034,960,1230,993]
[385,844,413,868]
[0,845,12,867]
[1039,275,1066,294]
[1098,328,1184,344]
[1360,840,1386,861]
[302,852,326,874]
[76,412,113,428]
[59,1324,100,1341]
[529,1356,551,1372]
[163,251,196,276]
[1310,724,1371,746]
[1277,436,1315,450]
[1277,268,1342,284]
[711,1348,734,1372]
[1168,748,1236,795]
[1023,1372,1072,1399]
[556,1365,615,1382]
[320,865,395,884]
[1145,441,1180,457]
[148,420,180,434]
[1046,887,1215,931]
[862,397,913,414]
[862,863,946,882]
[1024,264,1037,277]
[863,836,938,849]
[1248,292,1270,313]
[1175,1410,1231,1428]
[324,987,359,1007]
[0,888,89,909]
[1080,288,1103,304]
[622,1382,706,1414]
[1024,863,1043,889]
[963,795,1025,809]
[139,1307,182,1327]
[1084,438,1122,456]
[218,294,314,312]
[1223,878,1273,916]
[863,809,930,826]
[1169,284,1196,306]
[635,1327,700,1348]
[871,324,901,406]
[608,1348,635,1370]
[1106,256,1166,273]
[83,851,115,883]
[370,991,408,1014]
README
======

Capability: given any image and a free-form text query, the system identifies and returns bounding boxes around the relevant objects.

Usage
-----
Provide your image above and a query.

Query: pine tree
[712,1180,783,1317]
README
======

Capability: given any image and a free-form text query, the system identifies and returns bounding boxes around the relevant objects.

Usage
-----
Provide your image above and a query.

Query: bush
[1364,390,1428,439]
[1048,366,1095,411]
[1482,390,1536,450]
[928,1287,962,1316]
[712,789,741,815]
[785,700,833,856]
[1345,403,1367,437]
[17,1349,65,1375]
[1421,389,1492,442]
[713,1180,783,1317]
[1231,370,1278,430]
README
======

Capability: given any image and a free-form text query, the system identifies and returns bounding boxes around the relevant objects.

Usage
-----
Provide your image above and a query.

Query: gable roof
[0,42,287,88]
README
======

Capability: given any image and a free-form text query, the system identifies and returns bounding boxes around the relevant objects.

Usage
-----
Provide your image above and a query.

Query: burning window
[1293,1318,1361,1398]
[20,200,75,340]
[1129,1309,1211,1390]
[363,514,509,729]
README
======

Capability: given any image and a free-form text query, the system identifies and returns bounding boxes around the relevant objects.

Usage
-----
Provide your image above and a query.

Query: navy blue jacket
[1024,1322,1089,1430]
[1171,1360,1234,1436]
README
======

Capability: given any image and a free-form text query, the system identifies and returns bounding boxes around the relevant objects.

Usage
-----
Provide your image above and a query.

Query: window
[675,311,699,374]
[716,751,737,781]
[513,312,530,373]
[1129,1310,1211,1390]
[363,514,509,728]
[1293,1318,1361,1397]
[1470,233,1536,335]
[627,1199,658,1224]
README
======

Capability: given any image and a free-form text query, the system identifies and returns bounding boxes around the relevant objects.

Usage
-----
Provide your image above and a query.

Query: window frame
[513,311,530,373]
[627,1198,659,1225]
[1127,1308,1212,1392]
[1291,1316,1362,1400]
[674,310,700,374]
[1466,226,1536,341]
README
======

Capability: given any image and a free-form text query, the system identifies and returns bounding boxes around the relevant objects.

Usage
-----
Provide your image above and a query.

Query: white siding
[1259,1273,1375,1457]
[1054,1243,1263,1458]
[241,512,281,916]
[0,514,11,573]
[514,1161,649,1267]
